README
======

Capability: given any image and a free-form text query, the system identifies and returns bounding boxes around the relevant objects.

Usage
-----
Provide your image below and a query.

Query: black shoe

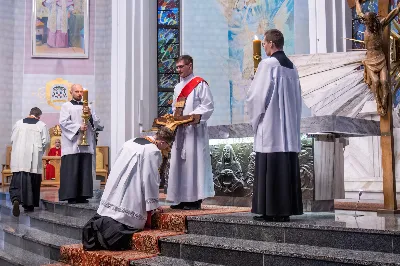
[76,199,89,204]
[253,215,274,222]
[12,200,20,217]
[170,202,186,209]
[68,199,77,204]
[183,200,202,210]
[274,216,290,222]
[24,206,34,213]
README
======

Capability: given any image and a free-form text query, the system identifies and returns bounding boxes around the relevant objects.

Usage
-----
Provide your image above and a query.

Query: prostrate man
[246,29,303,222]
[10,107,50,216]
[82,127,174,251]
[167,55,215,210]
[59,84,101,204]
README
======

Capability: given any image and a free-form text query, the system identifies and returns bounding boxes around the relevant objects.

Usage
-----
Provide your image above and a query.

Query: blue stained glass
[158,10,179,25]
[159,74,179,89]
[158,106,172,117]
[158,92,174,106]
[158,28,179,45]
[158,0,179,11]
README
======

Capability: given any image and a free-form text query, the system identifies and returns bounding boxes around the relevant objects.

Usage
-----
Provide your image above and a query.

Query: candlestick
[253,35,262,74]
[79,89,90,146]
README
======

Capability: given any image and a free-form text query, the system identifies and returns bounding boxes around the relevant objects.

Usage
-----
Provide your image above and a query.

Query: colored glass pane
[158,0,179,11]
[158,92,174,106]
[159,74,179,89]
[158,106,172,117]
[158,44,179,61]
[158,58,176,73]
[158,10,179,25]
[158,28,179,45]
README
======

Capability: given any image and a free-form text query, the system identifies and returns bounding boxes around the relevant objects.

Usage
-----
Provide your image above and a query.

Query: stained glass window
[157,0,180,116]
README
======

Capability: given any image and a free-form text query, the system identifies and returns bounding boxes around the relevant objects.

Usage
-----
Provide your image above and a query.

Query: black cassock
[252,152,303,217]
[58,153,93,201]
[82,214,139,251]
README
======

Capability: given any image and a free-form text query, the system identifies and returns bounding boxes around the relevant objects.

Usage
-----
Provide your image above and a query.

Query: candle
[253,35,262,74]
[83,89,88,102]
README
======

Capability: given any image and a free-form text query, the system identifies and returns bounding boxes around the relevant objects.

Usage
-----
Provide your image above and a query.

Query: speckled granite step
[187,212,400,254]
[2,222,80,261]
[160,234,400,266]
[41,200,98,218]
[0,199,87,240]
[131,256,224,266]
[0,242,58,266]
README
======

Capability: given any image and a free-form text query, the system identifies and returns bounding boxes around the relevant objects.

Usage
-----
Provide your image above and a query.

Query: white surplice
[59,101,101,156]
[167,73,215,203]
[97,138,162,229]
[10,119,50,174]
[246,57,302,153]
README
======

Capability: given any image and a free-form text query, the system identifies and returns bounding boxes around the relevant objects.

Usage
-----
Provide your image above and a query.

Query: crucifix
[348,0,400,212]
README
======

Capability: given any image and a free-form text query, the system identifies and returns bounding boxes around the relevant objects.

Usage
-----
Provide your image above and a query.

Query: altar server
[167,55,215,210]
[82,127,174,251]
[246,29,303,222]
[10,107,50,216]
[59,84,101,204]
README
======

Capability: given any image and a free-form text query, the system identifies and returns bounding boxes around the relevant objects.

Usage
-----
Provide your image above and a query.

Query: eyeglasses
[176,64,189,69]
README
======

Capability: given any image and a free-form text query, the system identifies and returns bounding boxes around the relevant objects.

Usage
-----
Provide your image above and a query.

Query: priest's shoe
[253,215,274,222]
[183,200,202,210]
[274,216,290,222]
[24,206,34,213]
[12,200,20,217]
[170,202,186,209]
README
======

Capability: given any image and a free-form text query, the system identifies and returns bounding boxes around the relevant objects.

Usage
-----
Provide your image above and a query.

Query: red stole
[177,77,206,101]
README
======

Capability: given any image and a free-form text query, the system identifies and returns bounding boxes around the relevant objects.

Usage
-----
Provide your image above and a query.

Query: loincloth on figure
[362,53,386,86]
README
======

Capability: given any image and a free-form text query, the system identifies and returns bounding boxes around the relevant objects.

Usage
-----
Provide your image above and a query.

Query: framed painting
[32,0,89,58]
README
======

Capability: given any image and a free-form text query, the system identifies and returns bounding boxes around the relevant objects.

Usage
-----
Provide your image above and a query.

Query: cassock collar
[70,99,83,105]
[181,73,194,83]
[270,50,293,69]
[23,117,39,124]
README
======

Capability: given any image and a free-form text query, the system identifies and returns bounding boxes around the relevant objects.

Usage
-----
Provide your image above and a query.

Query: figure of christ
[82,127,174,251]
[45,139,61,180]
[355,0,400,116]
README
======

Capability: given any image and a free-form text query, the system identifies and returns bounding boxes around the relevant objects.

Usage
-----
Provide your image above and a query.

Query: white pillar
[110,0,157,165]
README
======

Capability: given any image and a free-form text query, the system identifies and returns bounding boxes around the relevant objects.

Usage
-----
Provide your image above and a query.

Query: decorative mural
[216,0,295,124]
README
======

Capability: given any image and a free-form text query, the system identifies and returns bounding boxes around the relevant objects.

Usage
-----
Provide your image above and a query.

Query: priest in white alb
[167,55,215,210]
[82,127,174,251]
[246,29,303,222]
[59,84,101,204]
[10,107,50,216]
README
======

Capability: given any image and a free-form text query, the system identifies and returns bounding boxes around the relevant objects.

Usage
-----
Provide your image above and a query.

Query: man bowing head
[82,127,174,251]
[167,55,215,210]
[59,84,101,204]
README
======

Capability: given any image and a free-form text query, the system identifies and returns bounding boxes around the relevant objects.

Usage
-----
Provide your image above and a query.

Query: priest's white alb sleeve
[189,82,214,122]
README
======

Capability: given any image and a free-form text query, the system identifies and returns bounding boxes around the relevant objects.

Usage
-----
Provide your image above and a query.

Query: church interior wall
[0,0,16,164]
[0,0,112,166]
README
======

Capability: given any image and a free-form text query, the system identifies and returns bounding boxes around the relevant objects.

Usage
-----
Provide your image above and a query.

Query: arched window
[157,0,180,117]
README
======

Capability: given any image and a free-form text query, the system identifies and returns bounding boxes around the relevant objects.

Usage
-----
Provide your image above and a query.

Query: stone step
[160,234,400,266]
[186,212,400,254]
[2,222,80,261]
[0,199,87,240]
[41,200,97,218]
[131,256,224,266]
[0,242,58,266]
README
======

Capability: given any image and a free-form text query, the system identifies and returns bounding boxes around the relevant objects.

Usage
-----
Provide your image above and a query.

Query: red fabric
[177,77,206,101]
[45,147,61,180]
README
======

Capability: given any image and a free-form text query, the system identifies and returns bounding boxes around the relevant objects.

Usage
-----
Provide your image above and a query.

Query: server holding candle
[59,84,101,204]
[246,29,303,222]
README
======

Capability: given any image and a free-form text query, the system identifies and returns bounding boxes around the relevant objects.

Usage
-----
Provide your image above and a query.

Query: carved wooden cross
[348,0,398,212]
